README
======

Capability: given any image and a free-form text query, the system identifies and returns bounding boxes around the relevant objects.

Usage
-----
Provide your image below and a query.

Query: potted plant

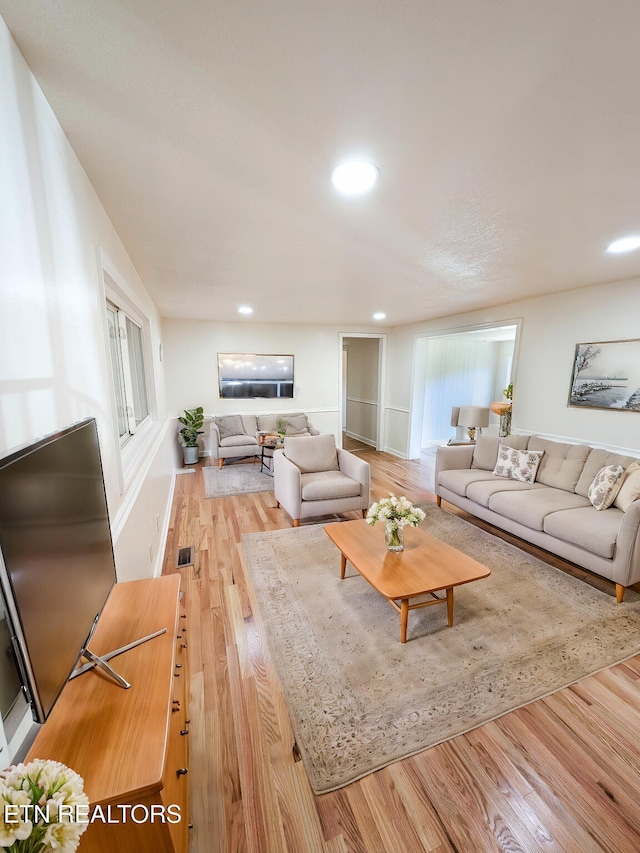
[276,416,287,442]
[178,407,204,464]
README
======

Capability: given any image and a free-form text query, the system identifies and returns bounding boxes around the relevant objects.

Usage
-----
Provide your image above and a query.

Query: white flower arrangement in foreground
[0,759,89,853]
[366,494,426,531]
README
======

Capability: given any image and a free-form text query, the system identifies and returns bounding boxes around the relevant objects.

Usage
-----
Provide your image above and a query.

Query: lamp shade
[457,406,490,428]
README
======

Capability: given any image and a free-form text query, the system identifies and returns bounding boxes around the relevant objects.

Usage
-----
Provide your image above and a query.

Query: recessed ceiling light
[373,312,386,320]
[331,161,379,195]
[238,305,253,315]
[606,236,640,254]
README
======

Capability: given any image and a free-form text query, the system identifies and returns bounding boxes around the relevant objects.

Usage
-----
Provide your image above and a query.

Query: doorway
[408,321,519,459]
[340,334,386,451]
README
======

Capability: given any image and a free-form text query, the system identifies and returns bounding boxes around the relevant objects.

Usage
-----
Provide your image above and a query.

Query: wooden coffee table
[324,518,491,643]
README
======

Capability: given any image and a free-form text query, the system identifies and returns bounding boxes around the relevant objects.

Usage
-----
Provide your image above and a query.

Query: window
[106,300,150,443]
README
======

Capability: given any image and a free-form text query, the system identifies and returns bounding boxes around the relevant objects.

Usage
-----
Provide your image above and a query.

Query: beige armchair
[273,434,370,526]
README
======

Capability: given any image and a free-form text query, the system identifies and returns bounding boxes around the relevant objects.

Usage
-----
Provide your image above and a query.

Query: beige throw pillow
[493,446,544,484]
[215,415,246,439]
[284,415,309,436]
[587,465,624,510]
[614,466,640,512]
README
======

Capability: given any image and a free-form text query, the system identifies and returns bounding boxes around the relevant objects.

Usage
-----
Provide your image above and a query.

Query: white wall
[388,279,640,457]
[0,18,176,758]
[162,319,380,444]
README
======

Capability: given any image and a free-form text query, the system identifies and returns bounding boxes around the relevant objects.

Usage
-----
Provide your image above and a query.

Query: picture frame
[217,353,294,399]
[568,338,640,411]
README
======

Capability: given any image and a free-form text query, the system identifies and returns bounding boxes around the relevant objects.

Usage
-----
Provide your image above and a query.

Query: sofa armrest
[337,448,371,497]
[209,422,221,455]
[273,449,302,519]
[615,498,640,587]
[435,445,475,497]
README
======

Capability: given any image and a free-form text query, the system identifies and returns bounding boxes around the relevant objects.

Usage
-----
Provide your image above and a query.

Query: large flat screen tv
[0,418,117,724]
[218,353,294,398]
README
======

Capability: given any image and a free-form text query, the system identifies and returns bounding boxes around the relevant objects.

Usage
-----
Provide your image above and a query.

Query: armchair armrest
[337,448,371,496]
[273,449,302,520]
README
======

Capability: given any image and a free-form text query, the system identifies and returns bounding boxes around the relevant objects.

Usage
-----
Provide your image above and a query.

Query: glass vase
[499,409,512,437]
[384,524,404,552]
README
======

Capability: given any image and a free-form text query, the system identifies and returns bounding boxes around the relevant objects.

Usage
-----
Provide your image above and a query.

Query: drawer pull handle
[176,768,188,777]
[181,729,189,736]
[172,704,181,712]
[175,663,182,668]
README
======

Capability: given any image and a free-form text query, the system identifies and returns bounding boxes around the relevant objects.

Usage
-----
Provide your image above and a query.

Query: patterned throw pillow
[215,415,246,439]
[492,447,544,484]
[588,465,624,510]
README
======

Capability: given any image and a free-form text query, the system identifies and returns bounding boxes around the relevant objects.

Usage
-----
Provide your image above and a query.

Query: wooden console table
[26,574,189,853]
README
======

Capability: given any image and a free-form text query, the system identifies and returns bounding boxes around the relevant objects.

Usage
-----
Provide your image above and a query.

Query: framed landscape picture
[568,339,640,411]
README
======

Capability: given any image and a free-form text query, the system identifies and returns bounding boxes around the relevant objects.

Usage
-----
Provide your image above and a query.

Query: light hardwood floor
[162,451,640,853]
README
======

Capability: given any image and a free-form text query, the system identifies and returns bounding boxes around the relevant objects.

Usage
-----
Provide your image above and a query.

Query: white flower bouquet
[366,494,426,550]
[0,759,89,853]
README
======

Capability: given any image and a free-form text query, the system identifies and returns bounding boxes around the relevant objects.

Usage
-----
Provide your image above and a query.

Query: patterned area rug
[241,505,640,794]
[202,464,274,497]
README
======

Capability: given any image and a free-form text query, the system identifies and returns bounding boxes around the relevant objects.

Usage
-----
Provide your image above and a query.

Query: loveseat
[435,435,640,602]
[209,412,318,468]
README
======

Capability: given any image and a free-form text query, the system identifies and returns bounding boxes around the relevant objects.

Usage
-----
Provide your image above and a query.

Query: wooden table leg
[400,599,409,643]
[447,587,454,627]
[340,553,347,580]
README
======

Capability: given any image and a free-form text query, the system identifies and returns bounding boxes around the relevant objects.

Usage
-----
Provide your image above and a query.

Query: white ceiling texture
[2,0,640,326]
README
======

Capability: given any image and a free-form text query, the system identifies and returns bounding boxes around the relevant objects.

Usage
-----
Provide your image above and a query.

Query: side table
[258,433,285,473]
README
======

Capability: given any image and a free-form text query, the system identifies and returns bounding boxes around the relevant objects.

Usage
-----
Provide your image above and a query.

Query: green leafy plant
[503,383,513,401]
[276,417,287,437]
[178,407,204,447]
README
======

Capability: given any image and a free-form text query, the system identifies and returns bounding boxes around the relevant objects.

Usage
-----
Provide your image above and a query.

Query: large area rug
[241,505,640,794]
[203,464,274,497]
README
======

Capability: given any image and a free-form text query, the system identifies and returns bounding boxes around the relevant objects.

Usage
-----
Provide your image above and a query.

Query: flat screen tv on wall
[218,353,294,398]
[0,418,117,724]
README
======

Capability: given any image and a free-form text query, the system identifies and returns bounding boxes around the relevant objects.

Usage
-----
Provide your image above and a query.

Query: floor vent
[177,547,193,568]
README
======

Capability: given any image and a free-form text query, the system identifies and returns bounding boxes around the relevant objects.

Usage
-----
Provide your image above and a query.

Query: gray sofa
[435,434,640,602]
[209,412,318,468]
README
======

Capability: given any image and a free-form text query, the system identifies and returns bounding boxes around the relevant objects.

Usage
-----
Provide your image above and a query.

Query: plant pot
[183,445,199,465]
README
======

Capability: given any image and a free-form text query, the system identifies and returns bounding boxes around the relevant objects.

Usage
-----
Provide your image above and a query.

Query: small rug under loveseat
[240,505,640,794]
[202,464,274,498]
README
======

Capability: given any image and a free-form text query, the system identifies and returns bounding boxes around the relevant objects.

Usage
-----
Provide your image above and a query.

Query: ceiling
[2,0,640,327]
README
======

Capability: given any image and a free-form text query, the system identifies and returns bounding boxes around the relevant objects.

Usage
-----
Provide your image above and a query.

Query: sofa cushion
[587,465,624,510]
[284,434,339,474]
[493,447,544,484]
[527,437,591,492]
[471,436,500,470]
[215,414,246,439]
[258,413,308,434]
[300,471,361,501]
[466,477,543,507]
[220,434,258,447]
[488,488,591,531]
[543,506,624,559]
[240,414,258,435]
[438,469,500,498]
[615,468,640,511]
[575,448,639,497]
